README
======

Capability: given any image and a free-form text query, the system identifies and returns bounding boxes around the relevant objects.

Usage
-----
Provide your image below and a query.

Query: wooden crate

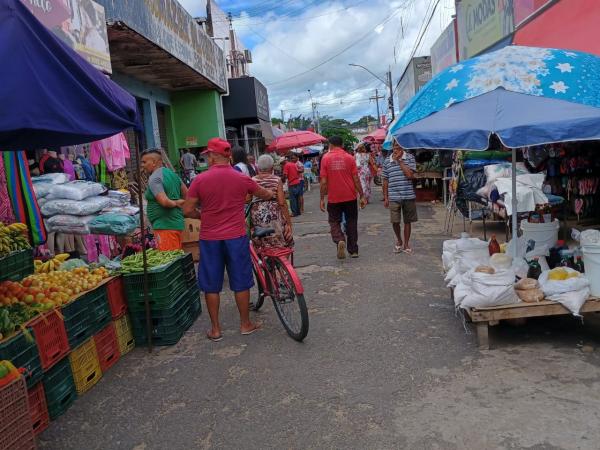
[182,219,200,244]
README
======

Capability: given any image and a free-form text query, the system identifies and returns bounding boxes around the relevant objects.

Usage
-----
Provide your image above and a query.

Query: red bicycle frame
[250,243,304,295]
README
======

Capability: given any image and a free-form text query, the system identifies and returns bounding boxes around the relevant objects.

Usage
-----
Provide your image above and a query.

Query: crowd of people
[142,134,418,341]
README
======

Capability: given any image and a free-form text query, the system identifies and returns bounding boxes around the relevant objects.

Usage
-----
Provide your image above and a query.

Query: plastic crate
[28,309,70,371]
[125,270,187,310]
[0,330,43,388]
[93,323,120,373]
[87,285,111,334]
[43,358,77,420]
[69,339,102,395]
[114,315,135,356]
[27,382,49,435]
[0,375,36,450]
[0,248,34,282]
[62,285,110,349]
[122,257,183,291]
[180,253,197,288]
[106,277,127,319]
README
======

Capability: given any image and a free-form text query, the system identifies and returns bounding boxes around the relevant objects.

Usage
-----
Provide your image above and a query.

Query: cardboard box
[183,241,199,263]
[183,219,200,244]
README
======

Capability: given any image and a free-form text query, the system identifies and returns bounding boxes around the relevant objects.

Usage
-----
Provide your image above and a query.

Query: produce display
[0,222,30,257]
[34,253,70,273]
[0,303,41,340]
[120,249,184,273]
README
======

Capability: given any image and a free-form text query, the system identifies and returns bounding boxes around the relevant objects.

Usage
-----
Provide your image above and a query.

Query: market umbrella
[267,130,327,154]
[363,127,387,144]
[386,45,600,251]
[0,0,139,150]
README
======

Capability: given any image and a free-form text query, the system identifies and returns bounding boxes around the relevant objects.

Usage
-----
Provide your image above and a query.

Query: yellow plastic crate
[113,315,135,356]
[68,339,102,395]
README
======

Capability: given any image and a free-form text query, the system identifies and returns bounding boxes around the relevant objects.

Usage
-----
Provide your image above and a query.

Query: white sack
[32,173,69,185]
[51,181,106,201]
[41,196,111,217]
[460,269,518,309]
[539,268,590,297]
[547,288,590,316]
[442,239,458,272]
[453,273,472,307]
[46,215,95,234]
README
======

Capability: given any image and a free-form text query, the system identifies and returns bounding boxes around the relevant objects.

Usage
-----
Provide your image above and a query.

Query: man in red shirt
[282,153,304,216]
[183,138,275,342]
[320,136,366,259]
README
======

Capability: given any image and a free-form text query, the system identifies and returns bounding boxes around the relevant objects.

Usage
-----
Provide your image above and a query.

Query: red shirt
[187,164,259,240]
[320,147,358,203]
[283,161,302,186]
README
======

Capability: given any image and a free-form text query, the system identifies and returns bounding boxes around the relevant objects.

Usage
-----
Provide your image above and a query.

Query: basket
[28,309,70,371]
[69,339,102,395]
[93,323,120,373]
[0,375,36,450]
[124,271,187,310]
[113,315,135,356]
[43,358,77,420]
[27,382,49,435]
[180,252,197,288]
[0,248,34,283]
[0,330,43,388]
[106,277,127,319]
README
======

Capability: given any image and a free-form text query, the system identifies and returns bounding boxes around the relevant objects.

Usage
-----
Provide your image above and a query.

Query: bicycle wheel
[268,257,309,341]
[251,266,266,311]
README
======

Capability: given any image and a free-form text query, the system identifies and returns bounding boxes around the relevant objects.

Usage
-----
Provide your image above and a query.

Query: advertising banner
[513,0,552,26]
[457,0,515,60]
[21,0,112,73]
[431,20,458,74]
[97,0,227,91]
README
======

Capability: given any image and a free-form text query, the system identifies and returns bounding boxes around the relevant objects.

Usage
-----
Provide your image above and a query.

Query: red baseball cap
[202,137,231,156]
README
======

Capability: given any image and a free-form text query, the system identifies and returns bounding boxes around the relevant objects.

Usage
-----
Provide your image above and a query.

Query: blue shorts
[198,236,254,293]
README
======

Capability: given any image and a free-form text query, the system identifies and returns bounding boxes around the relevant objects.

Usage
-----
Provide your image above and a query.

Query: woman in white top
[232,146,255,177]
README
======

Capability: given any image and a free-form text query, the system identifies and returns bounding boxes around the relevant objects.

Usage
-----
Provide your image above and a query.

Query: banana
[55,253,70,262]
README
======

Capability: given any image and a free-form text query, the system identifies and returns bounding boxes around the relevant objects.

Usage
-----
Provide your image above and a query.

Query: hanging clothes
[75,155,95,181]
[89,132,131,172]
[3,151,47,244]
[62,158,75,181]
[110,168,129,190]
[0,156,16,224]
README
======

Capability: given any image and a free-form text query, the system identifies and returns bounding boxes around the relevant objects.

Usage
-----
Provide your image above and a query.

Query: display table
[464,297,600,350]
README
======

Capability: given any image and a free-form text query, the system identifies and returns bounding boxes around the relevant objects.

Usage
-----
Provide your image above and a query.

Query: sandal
[206,332,223,342]
[403,248,413,255]
[241,323,262,336]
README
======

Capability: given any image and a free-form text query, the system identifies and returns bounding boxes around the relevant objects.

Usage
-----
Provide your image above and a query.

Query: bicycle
[246,204,309,342]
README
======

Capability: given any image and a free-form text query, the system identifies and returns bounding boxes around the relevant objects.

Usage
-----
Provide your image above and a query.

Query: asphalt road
[40,186,600,450]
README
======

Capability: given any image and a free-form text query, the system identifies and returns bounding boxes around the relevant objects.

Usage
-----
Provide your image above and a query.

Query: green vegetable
[119,250,184,274]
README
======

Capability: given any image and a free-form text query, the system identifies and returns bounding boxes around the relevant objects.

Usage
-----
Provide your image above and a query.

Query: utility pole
[370,89,385,128]
[280,110,285,123]
[387,68,395,121]
[228,12,237,78]
[308,90,320,133]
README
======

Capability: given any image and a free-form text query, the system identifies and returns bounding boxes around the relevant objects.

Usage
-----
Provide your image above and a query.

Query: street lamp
[349,63,395,121]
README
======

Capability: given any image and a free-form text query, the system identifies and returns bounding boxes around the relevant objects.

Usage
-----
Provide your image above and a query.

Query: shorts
[154,230,183,251]
[198,236,254,293]
[390,200,418,224]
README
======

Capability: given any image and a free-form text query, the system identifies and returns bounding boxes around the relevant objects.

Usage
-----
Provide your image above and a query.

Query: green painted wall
[171,90,225,150]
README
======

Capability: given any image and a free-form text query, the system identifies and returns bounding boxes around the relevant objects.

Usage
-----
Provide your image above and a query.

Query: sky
[180,0,456,122]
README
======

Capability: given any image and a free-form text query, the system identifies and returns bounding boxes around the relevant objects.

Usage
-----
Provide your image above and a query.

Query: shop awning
[514,0,600,56]
[0,0,139,150]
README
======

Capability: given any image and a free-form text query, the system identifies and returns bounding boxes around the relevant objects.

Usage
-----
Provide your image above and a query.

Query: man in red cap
[184,138,275,341]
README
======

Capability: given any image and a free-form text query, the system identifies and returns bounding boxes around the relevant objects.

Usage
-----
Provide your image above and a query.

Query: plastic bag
[45,215,95,234]
[580,229,600,246]
[59,259,88,271]
[32,173,69,185]
[490,253,512,271]
[460,269,518,309]
[89,214,138,236]
[51,181,107,201]
[41,196,111,217]
[547,288,590,316]
[539,268,590,296]
[442,239,458,272]
[32,183,52,198]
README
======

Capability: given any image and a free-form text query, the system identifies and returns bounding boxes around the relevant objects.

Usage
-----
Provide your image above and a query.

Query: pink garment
[62,159,76,181]
[84,235,98,262]
[89,133,130,172]
[0,156,15,223]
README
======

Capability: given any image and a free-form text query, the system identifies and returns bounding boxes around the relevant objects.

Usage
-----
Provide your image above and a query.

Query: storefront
[222,76,273,157]
[396,56,432,112]
[430,18,459,75]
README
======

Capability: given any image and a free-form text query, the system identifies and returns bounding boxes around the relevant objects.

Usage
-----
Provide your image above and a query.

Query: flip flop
[394,244,403,253]
[241,323,262,336]
[206,332,223,342]
[403,248,413,255]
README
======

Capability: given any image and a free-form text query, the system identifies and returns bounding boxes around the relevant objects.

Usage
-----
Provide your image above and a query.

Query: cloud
[182,0,456,121]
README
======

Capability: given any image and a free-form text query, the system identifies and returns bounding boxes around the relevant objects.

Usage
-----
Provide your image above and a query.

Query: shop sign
[21,0,112,73]
[96,0,227,91]
[185,136,198,146]
[457,0,515,60]
[431,20,458,74]
[254,79,270,122]
[513,0,552,27]
[396,64,415,112]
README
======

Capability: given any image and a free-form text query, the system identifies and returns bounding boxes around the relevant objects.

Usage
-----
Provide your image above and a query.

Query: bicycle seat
[253,227,275,239]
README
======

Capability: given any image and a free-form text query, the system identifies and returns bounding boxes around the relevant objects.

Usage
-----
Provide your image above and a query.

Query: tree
[351,115,377,127]
[321,127,358,150]
[272,117,283,126]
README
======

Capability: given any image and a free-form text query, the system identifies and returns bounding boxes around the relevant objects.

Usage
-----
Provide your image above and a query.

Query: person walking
[247,154,258,176]
[355,143,376,204]
[382,139,418,254]
[180,148,197,182]
[319,136,366,259]
[141,148,187,251]
[232,146,254,177]
[183,138,275,342]
[283,153,303,216]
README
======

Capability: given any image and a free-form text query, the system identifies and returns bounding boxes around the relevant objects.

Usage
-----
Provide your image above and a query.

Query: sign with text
[457,0,515,60]
[513,0,552,26]
[96,0,227,91]
[431,20,458,74]
[21,0,112,73]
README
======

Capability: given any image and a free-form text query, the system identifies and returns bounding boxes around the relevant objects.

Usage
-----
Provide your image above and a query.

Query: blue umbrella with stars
[385,45,600,150]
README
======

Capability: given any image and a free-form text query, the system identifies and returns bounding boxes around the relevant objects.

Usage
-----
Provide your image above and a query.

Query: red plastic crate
[106,277,127,319]
[93,323,121,373]
[0,376,36,450]
[27,382,49,436]
[28,309,70,371]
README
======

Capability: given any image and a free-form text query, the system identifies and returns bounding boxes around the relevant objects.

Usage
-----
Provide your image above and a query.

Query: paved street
[40,187,600,450]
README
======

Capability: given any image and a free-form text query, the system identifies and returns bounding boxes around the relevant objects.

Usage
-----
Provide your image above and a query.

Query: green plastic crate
[0,330,42,388]
[125,271,187,311]
[180,253,196,288]
[43,358,77,420]
[62,285,109,349]
[0,249,34,282]
[122,258,183,292]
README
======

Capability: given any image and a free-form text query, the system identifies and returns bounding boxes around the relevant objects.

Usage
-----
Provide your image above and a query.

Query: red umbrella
[363,127,387,144]
[266,130,327,154]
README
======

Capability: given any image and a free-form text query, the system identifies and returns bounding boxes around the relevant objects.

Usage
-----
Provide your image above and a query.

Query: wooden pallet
[464,297,600,350]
